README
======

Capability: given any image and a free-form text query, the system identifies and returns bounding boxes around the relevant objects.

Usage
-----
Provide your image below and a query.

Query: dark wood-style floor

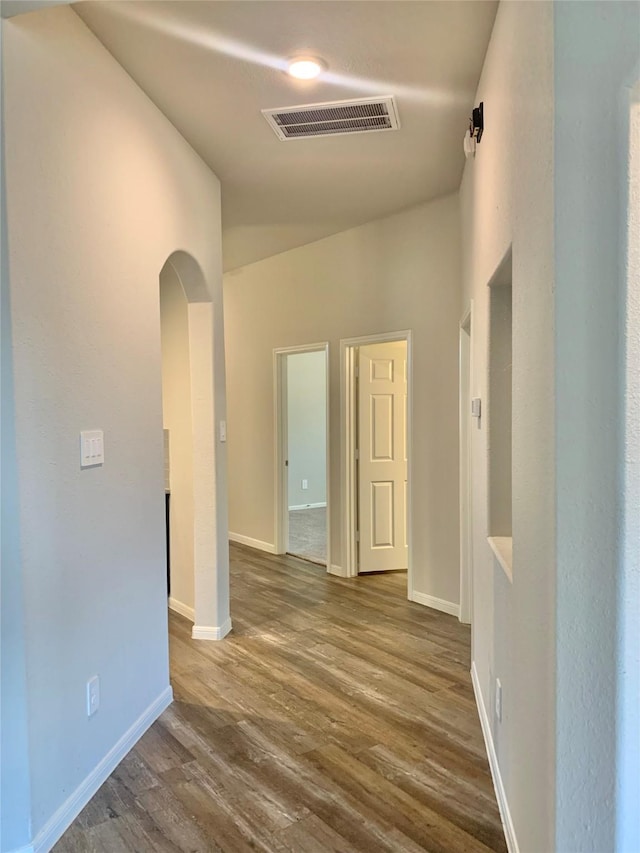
[55,544,506,853]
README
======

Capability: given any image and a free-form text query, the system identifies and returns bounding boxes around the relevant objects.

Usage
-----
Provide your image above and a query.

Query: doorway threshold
[286,552,327,569]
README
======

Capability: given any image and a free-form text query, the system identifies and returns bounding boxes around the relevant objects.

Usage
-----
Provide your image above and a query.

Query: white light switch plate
[80,430,104,467]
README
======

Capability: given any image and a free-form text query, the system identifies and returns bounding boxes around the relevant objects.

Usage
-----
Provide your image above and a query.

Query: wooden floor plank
[54,543,506,853]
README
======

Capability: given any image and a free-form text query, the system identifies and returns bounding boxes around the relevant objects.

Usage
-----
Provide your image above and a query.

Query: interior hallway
[54,544,506,852]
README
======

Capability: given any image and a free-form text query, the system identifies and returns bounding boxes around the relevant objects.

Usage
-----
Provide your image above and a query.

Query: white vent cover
[262,96,400,141]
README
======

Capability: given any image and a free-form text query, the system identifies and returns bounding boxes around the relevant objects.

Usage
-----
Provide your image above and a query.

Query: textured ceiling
[74,1,498,270]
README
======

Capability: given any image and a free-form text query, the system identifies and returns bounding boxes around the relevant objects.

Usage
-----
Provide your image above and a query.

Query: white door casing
[459,305,473,625]
[358,341,408,573]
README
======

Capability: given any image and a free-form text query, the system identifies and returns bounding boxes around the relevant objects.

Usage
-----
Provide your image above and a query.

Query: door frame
[459,303,474,625]
[273,343,330,566]
[340,330,413,597]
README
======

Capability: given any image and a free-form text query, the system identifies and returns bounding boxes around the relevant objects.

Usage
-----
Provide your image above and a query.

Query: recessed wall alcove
[487,247,513,579]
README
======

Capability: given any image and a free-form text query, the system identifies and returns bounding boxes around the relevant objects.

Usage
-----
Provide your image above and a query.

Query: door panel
[372,357,394,381]
[371,394,394,460]
[371,480,394,546]
[358,341,408,572]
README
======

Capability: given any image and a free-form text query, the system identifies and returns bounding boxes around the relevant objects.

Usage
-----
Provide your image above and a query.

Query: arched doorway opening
[159,251,231,640]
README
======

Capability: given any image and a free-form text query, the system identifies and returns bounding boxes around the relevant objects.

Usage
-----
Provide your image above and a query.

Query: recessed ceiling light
[287,57,325,80]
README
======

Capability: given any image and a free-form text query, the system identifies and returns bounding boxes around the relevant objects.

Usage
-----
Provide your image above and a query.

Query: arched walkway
[160,250,231,640]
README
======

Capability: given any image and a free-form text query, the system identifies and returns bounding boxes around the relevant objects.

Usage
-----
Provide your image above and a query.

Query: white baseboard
[168,597,194,623]
[328,564,348,577]
[192,617,232,641]
[410,590,460,618]
[31,686,173,853]
[471,662,519,853]
[288,502,327,511]
[229,532,276,554]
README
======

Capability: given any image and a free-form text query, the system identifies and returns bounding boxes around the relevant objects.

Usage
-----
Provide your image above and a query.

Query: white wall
[160,262,195,613]
[459,2,555,850]
[1,6,226,849]
[461,2,640,851]
[554,4,640,851]
[0,20,33,851]
[287,351,326,509]
[225,195,461,605]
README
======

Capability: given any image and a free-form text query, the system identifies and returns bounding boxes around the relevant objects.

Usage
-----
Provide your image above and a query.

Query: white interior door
[358,341,408,573]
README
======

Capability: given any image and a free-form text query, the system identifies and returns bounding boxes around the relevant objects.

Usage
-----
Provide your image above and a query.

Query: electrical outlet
[302,479,308,490]
[87,675,100,717]
[495,678,502,722]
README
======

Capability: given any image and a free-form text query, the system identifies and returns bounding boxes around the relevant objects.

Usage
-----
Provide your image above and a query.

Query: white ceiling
[1,0,70,17]
[73,1,497,270]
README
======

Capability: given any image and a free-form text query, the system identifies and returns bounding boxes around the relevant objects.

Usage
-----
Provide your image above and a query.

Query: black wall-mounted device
[471,102,484,143]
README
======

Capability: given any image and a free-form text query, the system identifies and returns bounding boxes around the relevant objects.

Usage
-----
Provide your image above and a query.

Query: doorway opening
[341,332,412,596]
[160,259,195,620]
[159,251,231,640]
[274,344,330,567]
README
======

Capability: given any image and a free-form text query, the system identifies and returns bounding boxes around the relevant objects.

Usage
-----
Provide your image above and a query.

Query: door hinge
[355,448,359,461]
[356,530,360,543]
[355,366,359,379]
[285,459,288,467]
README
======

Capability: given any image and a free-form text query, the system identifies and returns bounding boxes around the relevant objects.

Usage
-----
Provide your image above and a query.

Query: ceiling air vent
[262,96,400,141]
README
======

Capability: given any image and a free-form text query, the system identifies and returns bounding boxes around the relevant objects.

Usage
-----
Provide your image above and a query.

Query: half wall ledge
[488,536,513,582]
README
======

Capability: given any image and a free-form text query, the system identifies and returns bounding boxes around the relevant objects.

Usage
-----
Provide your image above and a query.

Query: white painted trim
[471,662,519,853]
[168,597,195,622]
[288,502,327,511]
[327,564,348,577]
[618,85,640,850]
[410,590,460,618]
[229,532,276,554]
[341,330,413,348]
[340,331,413,593]
[341,343,358,578]
[30,687,173,853]
[459,301,474,625]
[273,348,288,555]
[271,342,330,356]
[192,618,232,641]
